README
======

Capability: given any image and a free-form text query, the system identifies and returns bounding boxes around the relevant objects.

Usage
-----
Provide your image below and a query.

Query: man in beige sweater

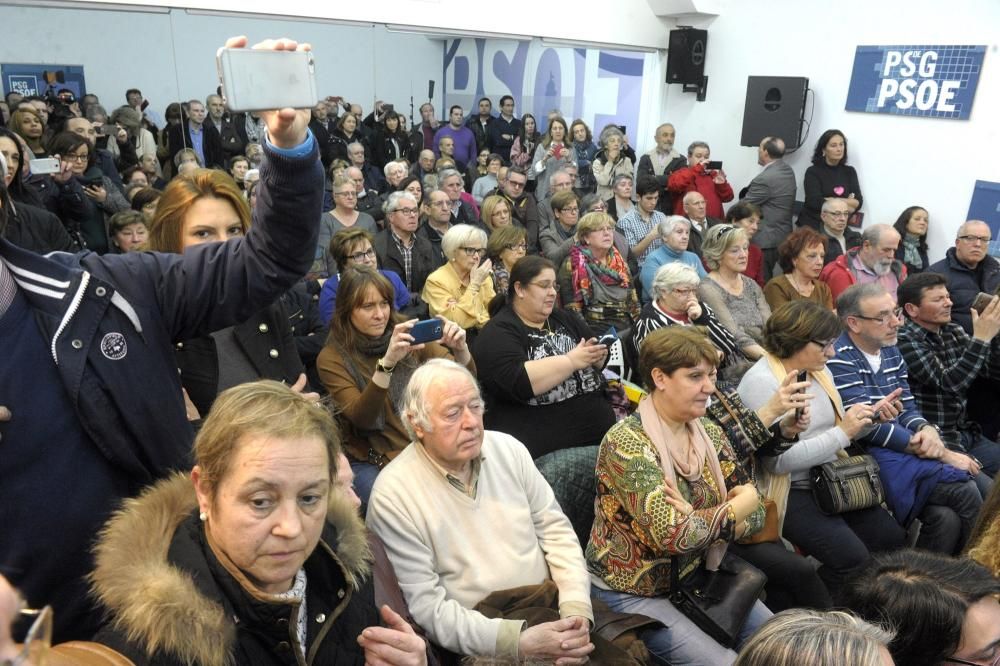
[366,359,595,662]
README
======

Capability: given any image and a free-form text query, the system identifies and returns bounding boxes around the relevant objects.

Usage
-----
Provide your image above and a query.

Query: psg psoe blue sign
[845,45,985,120]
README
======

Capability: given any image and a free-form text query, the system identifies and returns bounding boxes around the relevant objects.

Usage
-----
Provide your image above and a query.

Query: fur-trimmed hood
[90,471,372,665]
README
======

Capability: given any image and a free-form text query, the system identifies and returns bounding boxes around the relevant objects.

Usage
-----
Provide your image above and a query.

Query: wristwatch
[375,358,395,375]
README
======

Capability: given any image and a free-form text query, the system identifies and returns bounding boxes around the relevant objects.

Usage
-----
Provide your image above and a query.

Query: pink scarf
[637,396,730,571]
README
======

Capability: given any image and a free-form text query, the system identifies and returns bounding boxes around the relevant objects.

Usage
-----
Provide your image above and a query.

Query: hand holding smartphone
[794,369,808,420]
[217,46,318,112]
[409,319,444,345]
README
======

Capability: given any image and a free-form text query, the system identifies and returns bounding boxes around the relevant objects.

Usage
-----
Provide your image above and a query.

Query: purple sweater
[432,124,477,167]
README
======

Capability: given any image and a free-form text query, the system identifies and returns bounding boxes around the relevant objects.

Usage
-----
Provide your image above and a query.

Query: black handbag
[668,551,767,648]
[810,454,885,515]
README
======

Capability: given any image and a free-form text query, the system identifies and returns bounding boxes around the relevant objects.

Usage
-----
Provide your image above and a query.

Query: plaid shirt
[828,332,929,452]
[616,207,664,264]
[896,318,1000,447]
[390,229,415,290]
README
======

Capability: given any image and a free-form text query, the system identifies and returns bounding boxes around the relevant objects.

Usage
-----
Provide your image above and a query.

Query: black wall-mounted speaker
[666,28,708,85]
[740,76,809,149]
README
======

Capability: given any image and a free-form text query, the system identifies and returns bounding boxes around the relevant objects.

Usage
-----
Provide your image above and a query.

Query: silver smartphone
[31,157,60,174]
[216,47,318,113]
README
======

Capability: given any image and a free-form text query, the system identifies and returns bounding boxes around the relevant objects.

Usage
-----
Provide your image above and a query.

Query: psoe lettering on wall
[845,45,985,120]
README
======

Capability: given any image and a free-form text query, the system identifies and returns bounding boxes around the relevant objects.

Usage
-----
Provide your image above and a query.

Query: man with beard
[635,123,686,214]
[821,223,906,301]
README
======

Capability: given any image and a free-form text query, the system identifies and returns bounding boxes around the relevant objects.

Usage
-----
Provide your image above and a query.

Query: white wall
[52,0,675,50]
[657,0,1000,262]
[0,5,443,120]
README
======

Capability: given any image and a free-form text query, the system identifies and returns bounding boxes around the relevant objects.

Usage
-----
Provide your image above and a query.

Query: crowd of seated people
[4,31,1000,666]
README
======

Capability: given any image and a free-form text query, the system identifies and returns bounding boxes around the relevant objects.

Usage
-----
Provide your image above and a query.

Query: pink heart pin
[833,186,845,196]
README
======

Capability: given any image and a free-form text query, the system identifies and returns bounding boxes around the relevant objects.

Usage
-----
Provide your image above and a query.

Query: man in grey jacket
[743,136,796,280]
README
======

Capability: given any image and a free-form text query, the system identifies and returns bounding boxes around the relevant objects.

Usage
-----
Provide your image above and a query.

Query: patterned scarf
[902,233,924,270]
[568,243,630,308]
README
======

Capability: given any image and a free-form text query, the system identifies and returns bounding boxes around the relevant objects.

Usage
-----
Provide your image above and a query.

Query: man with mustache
[820,223,906,301]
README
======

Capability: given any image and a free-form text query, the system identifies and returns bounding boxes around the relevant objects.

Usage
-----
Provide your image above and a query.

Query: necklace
[787,272,813,295]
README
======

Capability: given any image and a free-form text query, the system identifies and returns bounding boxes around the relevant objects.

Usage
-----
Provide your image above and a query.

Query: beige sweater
[366,431,594,657]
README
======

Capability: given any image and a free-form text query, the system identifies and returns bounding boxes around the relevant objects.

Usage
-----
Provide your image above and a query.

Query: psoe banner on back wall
[443,38,648,137]
[1,63,87,99]
[845,45,985,120]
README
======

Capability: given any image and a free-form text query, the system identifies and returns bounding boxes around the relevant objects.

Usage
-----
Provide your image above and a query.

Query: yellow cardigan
[422,260,495,329]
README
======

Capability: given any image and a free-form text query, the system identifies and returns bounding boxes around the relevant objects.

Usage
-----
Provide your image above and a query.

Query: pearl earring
[199,511,207,522]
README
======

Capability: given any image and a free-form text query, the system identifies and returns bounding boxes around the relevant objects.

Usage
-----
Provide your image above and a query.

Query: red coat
[667,164,734,218]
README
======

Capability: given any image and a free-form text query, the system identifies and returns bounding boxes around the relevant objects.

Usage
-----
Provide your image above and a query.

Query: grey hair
[701,225,748,271]
[687,140,710,156]
[611,172,633,188]
[599,126,624,148]
[657,215,690,238]
[441,224,487,261]
[821,197,849,214]
[383,159,406,179]
[957,219,990,240]
[402,358,480,439]
[861,223,893,246]
[682,190,706,206]
[651,262,701,300]
[734,609,893,666]
[550,169,574,185]
[85,104,108,123]
[383,190,418,215]
[837,283,889,321]
[438,168,464,184]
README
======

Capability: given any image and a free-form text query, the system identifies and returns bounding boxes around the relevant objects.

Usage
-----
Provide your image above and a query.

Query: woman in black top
[893,205,930,275]
[798,129,862,230]
[473,255,616,459]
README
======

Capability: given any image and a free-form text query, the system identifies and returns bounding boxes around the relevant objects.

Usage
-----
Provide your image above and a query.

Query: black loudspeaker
[666,28,708,85]
[740,76,809,150]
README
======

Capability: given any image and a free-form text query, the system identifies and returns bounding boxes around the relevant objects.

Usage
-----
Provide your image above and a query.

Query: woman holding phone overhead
[317,265,474,505]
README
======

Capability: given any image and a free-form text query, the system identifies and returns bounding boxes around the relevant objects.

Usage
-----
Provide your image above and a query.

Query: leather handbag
[738,498,780,545]
[810,454,884,515]
[668,552,768,648]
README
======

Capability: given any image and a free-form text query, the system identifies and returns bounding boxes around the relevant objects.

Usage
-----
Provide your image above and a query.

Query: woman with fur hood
[90,380,428,665]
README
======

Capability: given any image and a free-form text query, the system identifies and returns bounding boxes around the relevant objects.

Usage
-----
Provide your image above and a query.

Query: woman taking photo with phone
[317,265,473,504]
[532,116,574,200]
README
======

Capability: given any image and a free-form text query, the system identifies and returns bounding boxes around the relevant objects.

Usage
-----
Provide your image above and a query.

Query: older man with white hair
[820,223,906,301]
[366,359,597,662]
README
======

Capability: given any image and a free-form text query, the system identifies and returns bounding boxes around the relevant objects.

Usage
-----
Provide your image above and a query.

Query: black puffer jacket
[92,473,384,666]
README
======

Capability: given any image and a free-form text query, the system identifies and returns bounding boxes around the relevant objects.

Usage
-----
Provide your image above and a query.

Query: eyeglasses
[63,153,89,162]
[810,338,836,350]
[958,235,992,244]
[505,243,527,252]
[348,248,377,263]
[590,203,607,211]
[4,606,53,666]
[392,207,419,215]
[824,211,850,218]
[672,287,696,296]
[852,307,903,325]
[459,247,487,257]
[528,280,557,291]
[334,191,357,198]
[560,207,580,214]
[506,179,526,189]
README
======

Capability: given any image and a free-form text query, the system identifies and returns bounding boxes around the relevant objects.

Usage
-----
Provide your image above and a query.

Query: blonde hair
[193,380,341,499]
[734,609,893,666]
[574,211,614,243]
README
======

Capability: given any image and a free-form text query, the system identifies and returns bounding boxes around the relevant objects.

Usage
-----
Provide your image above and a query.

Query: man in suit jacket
[168,100,225,169]
[743,136,797,280]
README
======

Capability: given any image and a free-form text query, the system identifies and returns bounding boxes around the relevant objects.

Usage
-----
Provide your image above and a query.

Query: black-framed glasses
[505,243,527,252]
[852,307,903,325]
[811,338,836,350]
[459,247,486,257]
[63,153,89,163]
[392,207,419,216]
[348,248,376,263]
[958,235,992,244]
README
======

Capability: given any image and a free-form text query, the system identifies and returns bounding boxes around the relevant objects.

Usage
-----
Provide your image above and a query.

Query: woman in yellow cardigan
[422,223,496,335]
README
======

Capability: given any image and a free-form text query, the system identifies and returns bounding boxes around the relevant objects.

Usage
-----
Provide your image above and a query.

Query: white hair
[657,215,690,238]
[651,262,701,301]
[402,359,480,439]
[441,224,488,261]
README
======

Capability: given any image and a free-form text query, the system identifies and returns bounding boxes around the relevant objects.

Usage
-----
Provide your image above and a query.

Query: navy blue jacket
[1,138,322,485]
[928,248,1000,334]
